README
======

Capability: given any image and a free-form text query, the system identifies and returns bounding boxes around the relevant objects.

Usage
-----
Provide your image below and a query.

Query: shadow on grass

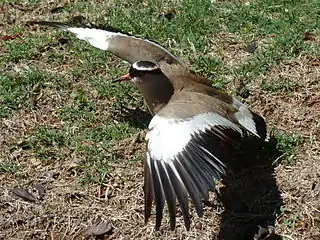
[113,106,152,130]
[217,136,283,240]
[113,106,283,239]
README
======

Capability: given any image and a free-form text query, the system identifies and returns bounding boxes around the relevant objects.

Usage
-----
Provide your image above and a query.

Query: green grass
[261,76,302,92]
[0,162,21,173]
[1,33,53,63]
[278,206,303,230]
[0,69,60,117]
[271,130,304,165]
[2,0,317,184]
[26,126,69,161]
[283,214,301,229]
[1,1,319,239]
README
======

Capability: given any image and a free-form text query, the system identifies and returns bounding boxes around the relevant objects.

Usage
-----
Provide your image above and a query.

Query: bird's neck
[136,74,174,115]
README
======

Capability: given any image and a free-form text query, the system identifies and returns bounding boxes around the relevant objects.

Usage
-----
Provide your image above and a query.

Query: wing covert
[144,112,245,229]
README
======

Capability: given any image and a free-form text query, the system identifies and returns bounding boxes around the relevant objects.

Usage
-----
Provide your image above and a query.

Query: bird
[28,21,267,230]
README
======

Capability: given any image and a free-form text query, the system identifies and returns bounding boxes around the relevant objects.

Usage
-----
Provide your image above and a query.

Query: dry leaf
[0,47,9,53]
[29,157,41,167]
[244,41,258,53]
[9,3,34,12]
[304,31,316,41]
[50,6,66,13]
[31,83,43,106]
[0,33,23,41]
[158,9,177,21]
[33,183,45,199]
[43,171,60,180]
[11,183,45,202]
[84,216,113,236]
[11,188,38,202]
[310,58,320,67]
[0,5,8,13]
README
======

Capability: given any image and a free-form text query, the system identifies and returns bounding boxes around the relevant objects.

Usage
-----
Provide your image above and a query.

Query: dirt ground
[1,2,319,240]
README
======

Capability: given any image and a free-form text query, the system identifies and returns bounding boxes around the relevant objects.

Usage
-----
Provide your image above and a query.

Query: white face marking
[131,76,142,84]
[146,113,242,163]
[132,61,158,71]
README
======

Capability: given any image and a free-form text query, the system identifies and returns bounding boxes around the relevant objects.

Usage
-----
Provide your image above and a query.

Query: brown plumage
[115,61,266,230]
[29,21,267,230]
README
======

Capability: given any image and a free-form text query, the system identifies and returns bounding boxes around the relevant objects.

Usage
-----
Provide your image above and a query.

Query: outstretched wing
[28,21,184,66]
[144,93,248,230]
[157,63,267,139]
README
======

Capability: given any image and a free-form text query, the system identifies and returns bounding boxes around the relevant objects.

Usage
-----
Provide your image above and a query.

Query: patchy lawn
[1,0,319,239]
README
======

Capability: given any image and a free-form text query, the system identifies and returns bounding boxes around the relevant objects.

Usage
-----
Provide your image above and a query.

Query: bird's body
[29,20,267,230]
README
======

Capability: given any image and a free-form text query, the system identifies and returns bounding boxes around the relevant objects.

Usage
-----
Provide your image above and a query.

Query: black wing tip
[144,161,154,227]
[144,208,152,225]
[195,206,204,217]
[155,215,163,231]
[27,20,129,36]
[185,220,191,231]
[154,217,191,231]
[170,219,176,231]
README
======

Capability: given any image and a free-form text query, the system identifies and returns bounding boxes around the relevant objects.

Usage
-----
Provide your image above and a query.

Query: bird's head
[113,61,162,84]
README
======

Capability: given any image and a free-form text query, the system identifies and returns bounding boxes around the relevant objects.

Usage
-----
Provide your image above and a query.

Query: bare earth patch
[249,56,320,239]
[1,1,319,240]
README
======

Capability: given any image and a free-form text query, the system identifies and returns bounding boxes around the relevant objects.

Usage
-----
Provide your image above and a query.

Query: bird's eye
[129,66,147,78]
[136,70,147,77]
[129,66,137,77]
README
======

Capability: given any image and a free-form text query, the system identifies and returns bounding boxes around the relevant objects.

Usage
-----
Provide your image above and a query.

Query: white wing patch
[63,26,179,62]
[232,98,259,137]
[146,112,243,162]
[64,27,113,50]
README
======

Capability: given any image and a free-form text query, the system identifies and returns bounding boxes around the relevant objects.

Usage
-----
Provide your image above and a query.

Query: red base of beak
[112,73,131,83]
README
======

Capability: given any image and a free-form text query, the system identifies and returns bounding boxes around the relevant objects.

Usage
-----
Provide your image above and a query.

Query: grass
[1,0,319,239]
[0,162,21,173]
[0,69,55,117]
[283,214,301,229]
[271,130,304,165]
[261,76,302,92]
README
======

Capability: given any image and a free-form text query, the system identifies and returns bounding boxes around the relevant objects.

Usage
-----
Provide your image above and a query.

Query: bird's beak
[112,73,132,83]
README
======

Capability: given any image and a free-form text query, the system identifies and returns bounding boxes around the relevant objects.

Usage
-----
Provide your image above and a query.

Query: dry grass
[248,56,320,240]
[1,1,319,240]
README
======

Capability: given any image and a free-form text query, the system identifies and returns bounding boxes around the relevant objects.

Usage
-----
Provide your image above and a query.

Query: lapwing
[29,21,267,230]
